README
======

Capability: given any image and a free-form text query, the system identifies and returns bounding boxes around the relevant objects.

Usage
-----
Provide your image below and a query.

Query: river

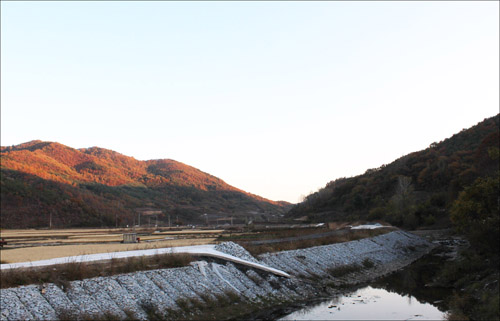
[258,246,453,321]
[279,285,446,320]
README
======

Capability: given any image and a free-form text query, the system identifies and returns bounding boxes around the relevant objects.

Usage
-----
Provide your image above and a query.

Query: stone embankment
[0,230,434,320]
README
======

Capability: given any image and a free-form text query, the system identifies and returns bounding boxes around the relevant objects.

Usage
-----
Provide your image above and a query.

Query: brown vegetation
[217,227,335,242]
[0,252,194,289]
[326,263,363,277]
[0,227,221,263]
[0,238,215,264]
[54,289,254,321]
[0,141,289,228]
[240,228,392,256]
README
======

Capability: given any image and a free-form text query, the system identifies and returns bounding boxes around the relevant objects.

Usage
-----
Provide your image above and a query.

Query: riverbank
[0,230,435,320]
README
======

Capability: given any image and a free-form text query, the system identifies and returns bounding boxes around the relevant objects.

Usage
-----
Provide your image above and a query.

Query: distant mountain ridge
[1,141,289,228]
[287,114,499,229]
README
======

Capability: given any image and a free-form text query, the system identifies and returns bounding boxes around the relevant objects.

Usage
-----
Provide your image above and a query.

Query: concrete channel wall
[0,231,433,320]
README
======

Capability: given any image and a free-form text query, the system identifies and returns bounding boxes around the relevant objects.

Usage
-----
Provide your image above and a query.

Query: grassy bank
[217,227,333,242]
[240,228,392,256]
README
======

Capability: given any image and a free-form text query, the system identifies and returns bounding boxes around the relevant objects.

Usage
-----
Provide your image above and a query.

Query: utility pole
[138,212,141,227]
[49,211,52,229]
[168,214,171,228]
[115,200,120,228]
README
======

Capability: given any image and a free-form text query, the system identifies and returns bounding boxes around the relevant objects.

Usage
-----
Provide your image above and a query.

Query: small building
[327,222,338,230]
[123,233,138,243]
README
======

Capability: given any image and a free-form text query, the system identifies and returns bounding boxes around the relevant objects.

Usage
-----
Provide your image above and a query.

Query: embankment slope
[0,230,434,320]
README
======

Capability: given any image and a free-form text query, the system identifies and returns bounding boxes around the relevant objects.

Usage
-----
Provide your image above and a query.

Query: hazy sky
[1,1,499,203]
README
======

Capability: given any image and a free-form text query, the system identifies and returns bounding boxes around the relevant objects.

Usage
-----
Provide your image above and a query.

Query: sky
[1,1,499,203]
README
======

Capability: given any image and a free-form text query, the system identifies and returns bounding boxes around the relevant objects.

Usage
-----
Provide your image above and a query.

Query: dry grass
[0,252,194,289]
[326,263,363,277]
[0,228,223,237]
[241,228,392,256]
[0,228,224,244]
[51,289,247,321]
[0,228,121,237]
[0,227,225,264]
[0,238,216,263]
[218,227,331,242]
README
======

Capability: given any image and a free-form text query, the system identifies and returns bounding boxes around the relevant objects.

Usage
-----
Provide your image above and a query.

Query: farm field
[0,228,224,242]
[0,223,386,264]
[0,227,224,263]
[0,238,218,263]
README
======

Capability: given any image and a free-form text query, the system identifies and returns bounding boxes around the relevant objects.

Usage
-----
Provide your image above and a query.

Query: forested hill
[0,141,289,228]
[287,114,499,229]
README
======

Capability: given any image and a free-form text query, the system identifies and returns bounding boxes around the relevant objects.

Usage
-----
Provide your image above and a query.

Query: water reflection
[279,286,447,320]
[371,252,451,312]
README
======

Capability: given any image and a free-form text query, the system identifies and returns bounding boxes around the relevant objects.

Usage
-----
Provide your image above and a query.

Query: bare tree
[396,176,412,199]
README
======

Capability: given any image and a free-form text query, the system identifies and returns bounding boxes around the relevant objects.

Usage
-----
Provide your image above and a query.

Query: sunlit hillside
[0,142,290,228]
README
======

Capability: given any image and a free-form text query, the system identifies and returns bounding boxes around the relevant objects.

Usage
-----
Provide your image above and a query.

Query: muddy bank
[0,230,434,320]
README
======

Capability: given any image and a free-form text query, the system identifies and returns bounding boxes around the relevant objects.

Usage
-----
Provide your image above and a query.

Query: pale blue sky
[1,1,499,203]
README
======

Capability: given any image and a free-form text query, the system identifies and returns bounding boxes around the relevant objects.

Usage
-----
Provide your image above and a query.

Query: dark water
[279,286,446,320]
[276,250,453,320]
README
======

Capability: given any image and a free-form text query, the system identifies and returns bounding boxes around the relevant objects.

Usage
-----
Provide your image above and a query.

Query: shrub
[139,301,165,321]
[327,264,362,277]
[175,298,190,312]
[450,175,499,257]
[362,258,375,268]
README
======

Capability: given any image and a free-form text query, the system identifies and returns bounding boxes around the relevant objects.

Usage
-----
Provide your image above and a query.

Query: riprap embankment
[0,230,433,320]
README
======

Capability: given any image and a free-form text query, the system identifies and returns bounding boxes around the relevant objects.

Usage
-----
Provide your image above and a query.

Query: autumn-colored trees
[0,142,287,228]
[288,114,500,230]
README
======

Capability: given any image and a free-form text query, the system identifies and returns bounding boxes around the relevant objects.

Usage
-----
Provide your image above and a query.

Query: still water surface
[279,285,447,320]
